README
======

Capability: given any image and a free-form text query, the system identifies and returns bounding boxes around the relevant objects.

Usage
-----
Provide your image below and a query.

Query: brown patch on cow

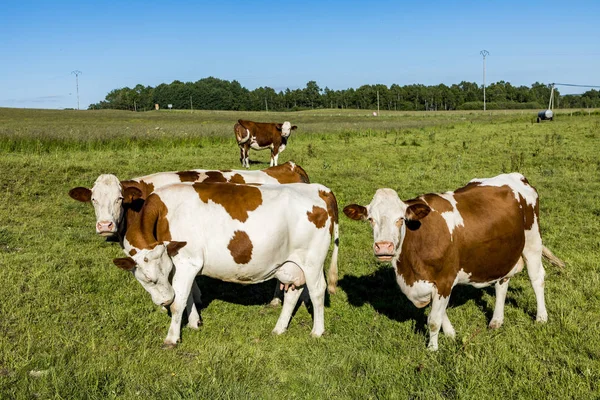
[307,206,328,229]
[420,193,454,214]
[193,183,262,222]
[203,171,227,183]
[227,230,253,264]
[129,249,137,256]
[124,193,172,250]
[264,162,310,183]
[319,190,338,235]
[396,183,528,298]
[176,171,201,182]
[221,169,232,173]
[121,180,155,199]
[228,174,246,184]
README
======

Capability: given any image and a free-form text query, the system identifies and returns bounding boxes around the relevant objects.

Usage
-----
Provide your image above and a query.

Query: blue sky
[1,0,598,109]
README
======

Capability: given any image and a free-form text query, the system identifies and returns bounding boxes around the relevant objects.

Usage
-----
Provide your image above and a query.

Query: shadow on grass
[339,266,524,334]
[188,276,331,321]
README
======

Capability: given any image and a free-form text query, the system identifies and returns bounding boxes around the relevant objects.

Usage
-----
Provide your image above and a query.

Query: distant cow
[113,182,339,348]
[234,119,297,168]
[343,173,563,350]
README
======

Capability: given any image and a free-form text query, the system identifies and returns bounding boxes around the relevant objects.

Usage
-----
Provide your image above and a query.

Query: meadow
[0,107,599,399]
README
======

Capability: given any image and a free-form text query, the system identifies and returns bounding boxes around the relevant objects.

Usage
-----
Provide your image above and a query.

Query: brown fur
[176,171,201,182]
[227,230,253,264]
[396,184,534,297]
[124,193,172,250]
[264,162,310,184]
[203,171,227,183]
[307,206,328,229]
[193,183,263,223]
[319,190,338,235]
[228,174,246,184]
[235,120,297,166]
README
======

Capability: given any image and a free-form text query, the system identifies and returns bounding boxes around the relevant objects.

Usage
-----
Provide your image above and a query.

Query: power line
[71,70,82,110]
[551,83,600,89]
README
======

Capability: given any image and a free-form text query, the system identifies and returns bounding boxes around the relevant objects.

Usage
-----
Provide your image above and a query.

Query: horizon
[1,0,599,110]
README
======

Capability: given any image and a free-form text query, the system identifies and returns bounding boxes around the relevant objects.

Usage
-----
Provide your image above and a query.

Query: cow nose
[161,298,174,307]
[97,221,114,231]
[374,241,394,255]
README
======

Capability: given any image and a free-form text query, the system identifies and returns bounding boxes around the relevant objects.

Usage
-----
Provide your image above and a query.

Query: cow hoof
[327,285,336,294]
[272,328,286,335]
[443,329,456,339]
[161,342,177,350]
[310,330,324,338]
[536,314,548,323]
[489,319,503,329]
[427,344,439,352]
[268,298,282,308]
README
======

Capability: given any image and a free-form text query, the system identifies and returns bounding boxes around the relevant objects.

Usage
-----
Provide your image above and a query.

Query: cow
[343,173,564,350]
[112,182,340,348]
[68,161,309,238]
[68,162,310,324]
[234,119,297,168]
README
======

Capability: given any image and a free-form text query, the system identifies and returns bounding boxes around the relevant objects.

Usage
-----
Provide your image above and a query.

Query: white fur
[435,192,464,238]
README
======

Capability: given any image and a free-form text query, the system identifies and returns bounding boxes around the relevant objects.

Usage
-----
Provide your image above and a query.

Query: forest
[88,77,600,112]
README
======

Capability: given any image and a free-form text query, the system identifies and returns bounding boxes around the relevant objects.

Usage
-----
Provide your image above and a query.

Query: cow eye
[143,257,148,263]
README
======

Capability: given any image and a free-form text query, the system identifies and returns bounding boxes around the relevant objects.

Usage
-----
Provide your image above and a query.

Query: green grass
[0,108,599,399]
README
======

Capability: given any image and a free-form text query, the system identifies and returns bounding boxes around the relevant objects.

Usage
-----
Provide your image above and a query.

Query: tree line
[88,77,600,111]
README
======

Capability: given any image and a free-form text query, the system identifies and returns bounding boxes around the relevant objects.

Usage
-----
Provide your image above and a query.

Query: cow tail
[542,245,565,268]
[234,123,251,145]
[327,216,339,294]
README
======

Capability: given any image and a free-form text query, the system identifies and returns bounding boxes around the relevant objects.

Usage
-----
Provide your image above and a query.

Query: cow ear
[405,203,431,221]
[343,204,368,221]
[275,124,283,131]
[113,257,136,271]
[291,125,298,130]
[123,187,143,205]
[166,241,187,257]
[69,187,92,202]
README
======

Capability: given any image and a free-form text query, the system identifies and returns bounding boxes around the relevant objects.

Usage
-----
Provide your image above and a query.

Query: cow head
[343,189,430,261]
[276,121,298,138]
[113,241,187,307]
[69,174,142,237]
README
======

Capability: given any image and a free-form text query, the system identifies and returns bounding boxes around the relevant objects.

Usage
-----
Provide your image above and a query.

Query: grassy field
[0,107,599,399]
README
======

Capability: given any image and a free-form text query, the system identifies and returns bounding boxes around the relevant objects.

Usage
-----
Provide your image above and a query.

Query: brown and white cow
[68,161,309,238]
[343,173,563,350]
[113,182,339,348]
[234,119,297,168]
[68,162,310,322]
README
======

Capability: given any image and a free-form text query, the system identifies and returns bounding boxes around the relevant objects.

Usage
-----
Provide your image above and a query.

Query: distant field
[0,108,599,398]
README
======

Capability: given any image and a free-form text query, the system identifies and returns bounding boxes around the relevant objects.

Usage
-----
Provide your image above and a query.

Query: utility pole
[190,95,193,111]
[265,98,268,112]
[71,70,82,110]
[377,90,380,115]
[480,50,489,111]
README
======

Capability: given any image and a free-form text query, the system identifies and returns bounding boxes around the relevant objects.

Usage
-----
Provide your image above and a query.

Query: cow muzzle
[96,221,116,236]
[374,241,395,261]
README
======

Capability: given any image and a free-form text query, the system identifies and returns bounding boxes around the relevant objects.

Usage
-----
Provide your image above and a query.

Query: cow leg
[272,146,280,166]
[523,233,547,323]
[239,146,245,166]
[163,263,202,348]
[269,150,275,167]
[269,281,283,307]
[442,312,455,338]
[186,281,202,329]
[272,286,304,335]
[244,144,250,168]
[427,291,450,351]
[489,278,510,329]
[304,269,327,337]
